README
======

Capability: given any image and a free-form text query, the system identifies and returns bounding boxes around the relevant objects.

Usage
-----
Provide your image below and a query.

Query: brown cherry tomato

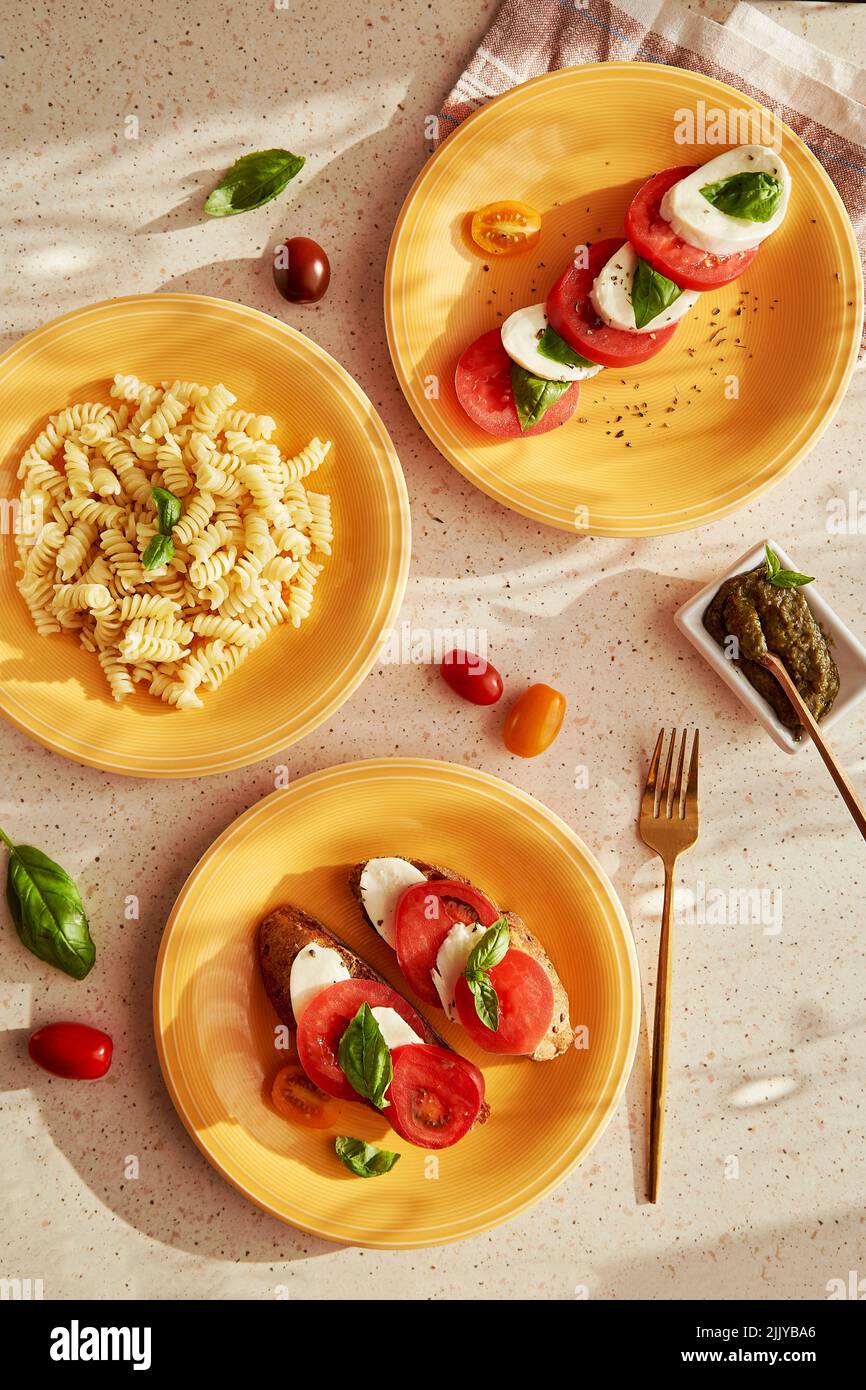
[28,1022,113,1079]
[503,683,567,757]
[440,648,503,705]
[273,236,330,304]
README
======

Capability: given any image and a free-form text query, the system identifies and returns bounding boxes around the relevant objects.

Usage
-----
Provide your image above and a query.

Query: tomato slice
[386,1044,484,1149]
[625,166,760,291]
[271,1065,337,1129]
[470,200,541,257]
[455,950,554,1054]
[296,978,427,1100]
[546,238,679,368]
[454,328,580,439]
[395,879,501,1005]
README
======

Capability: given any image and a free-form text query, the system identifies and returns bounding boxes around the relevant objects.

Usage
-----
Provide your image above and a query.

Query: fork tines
[643,728,700,820]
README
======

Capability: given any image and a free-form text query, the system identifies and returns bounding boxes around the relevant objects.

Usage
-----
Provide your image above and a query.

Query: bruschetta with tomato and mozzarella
[349,858,574,1061]
[455,145,791,437]
[258,904,488,1149]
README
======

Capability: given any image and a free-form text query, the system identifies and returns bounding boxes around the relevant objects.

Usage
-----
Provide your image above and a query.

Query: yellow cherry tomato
[503,683,567,758]
[271,1065,336,1129]
[470,201,542,257]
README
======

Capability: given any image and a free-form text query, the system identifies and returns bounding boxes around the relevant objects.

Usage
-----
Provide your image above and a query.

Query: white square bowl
[674,539,866,754]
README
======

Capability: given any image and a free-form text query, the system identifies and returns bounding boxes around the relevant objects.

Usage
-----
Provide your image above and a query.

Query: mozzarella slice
[359,857,426,948]
[289,943,350,1022]
[590,242,700,334]
[501,304,604,382]
[370,1006,424,1049]
[431,919,489,1021]
[660,145,790,255]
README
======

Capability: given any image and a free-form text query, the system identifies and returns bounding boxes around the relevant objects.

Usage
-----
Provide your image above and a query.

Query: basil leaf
[764,543,781,580]
[700,171,782,223]
[1,829,95,979]
[536,327,597,371]
[466,973,500,1032]
[465,916,510,975]
[764,544,813,588]
[335,1136,400,1179]
[204,149,305,218]
[337,1003,392,1109]
[632,257,682,330]
[510,364,570,432]
[152,486,182,534]
[142,532,175,571]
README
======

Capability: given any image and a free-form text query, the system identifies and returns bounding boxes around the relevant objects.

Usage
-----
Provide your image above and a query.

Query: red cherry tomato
[503,683,566,757]
[273,236,331,303]
[395,879,500,1005]
[296,979,426,1100]
[546,238,679,368]
[625,166,759,291]
[455,328,581,439]
[28,1022,113,1079]
[440,649,503,705]
[386,1044,484,1149]
[455,950,554,1055]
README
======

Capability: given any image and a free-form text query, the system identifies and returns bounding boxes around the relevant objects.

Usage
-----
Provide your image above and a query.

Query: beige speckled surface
[1,0,865,1300]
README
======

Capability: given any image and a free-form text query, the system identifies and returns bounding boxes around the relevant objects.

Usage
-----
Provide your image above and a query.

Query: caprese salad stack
[455,145,791,438]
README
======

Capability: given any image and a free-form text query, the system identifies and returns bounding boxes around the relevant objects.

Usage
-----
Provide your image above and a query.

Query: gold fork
[638,728,700,1204]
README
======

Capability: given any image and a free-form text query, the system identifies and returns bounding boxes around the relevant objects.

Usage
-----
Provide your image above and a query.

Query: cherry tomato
[395,879,501,1005]
[386,1044,483,1149]
[503,683,566,757]
[470,201,542,257]
[546,239,679,368]
[455,950,554,1054]
[455,328,580,439]
[271,1065,337,1129]
[273,236,330,303]
[440,648,503,705]
[625,166,759,291]
[28,1022,113,1079]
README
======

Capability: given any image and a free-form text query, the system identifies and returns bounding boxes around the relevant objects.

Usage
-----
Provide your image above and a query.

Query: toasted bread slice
[350,858,574,1061]
[257,903,490,1122]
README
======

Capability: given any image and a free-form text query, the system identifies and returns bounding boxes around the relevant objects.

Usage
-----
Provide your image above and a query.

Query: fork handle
[648,858,676,1204]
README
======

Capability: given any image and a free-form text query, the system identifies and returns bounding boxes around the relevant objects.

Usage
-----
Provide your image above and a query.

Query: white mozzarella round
[359,857,426,948]
[589,242,700,334]
[431,918,489,1021]
[500,304,603,382]
[370,1006,424,1049]
[660,145,790,255]
[289,944,350,1022]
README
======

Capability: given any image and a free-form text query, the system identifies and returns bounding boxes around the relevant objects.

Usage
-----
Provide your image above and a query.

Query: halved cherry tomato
[547,238,679,367]
[271,1064,337,1129]
[386,1044,483,1148]
[455,950,554,1054]
[28,1022,112,1079]
[455,328,580,439]
[395,879,500,1005]
[441,648,503,705]
[470,200,541,257]
[625,166,759,291]
[296,979,426,1100]
[503,683,566,757]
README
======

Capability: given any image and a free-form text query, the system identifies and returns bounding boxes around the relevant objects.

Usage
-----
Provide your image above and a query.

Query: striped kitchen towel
[434,0,865,343]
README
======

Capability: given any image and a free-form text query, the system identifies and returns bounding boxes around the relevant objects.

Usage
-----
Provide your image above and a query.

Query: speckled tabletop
[1,0,864,1301]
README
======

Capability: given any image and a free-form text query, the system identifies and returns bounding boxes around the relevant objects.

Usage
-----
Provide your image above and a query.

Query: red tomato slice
[386,1044,484,1149]
[625,166,760,291]
[546,237,679,368]
[454,328,581,439]
[296,979,427,1100]
[395,879,501,1005]
[455,950,554,1054]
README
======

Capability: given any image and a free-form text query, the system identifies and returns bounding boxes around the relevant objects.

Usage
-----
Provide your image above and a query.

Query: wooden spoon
[758,652,866,840]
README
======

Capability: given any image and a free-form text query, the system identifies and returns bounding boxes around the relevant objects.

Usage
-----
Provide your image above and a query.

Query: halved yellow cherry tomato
[503,683,567,758]
[470,201,542,257]
[271,1065,337,1129]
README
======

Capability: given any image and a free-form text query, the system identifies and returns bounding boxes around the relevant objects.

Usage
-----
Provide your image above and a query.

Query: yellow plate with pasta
[0,294,410,777]
[154,758,640,1248]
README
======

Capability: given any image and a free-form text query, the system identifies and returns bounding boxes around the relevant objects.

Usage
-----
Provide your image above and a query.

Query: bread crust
[350,858,574,1060]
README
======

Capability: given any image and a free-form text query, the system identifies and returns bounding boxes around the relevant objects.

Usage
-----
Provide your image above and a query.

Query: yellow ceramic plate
[0,295,409,776]
[154,758,639,1248]
[385,63,862,535]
